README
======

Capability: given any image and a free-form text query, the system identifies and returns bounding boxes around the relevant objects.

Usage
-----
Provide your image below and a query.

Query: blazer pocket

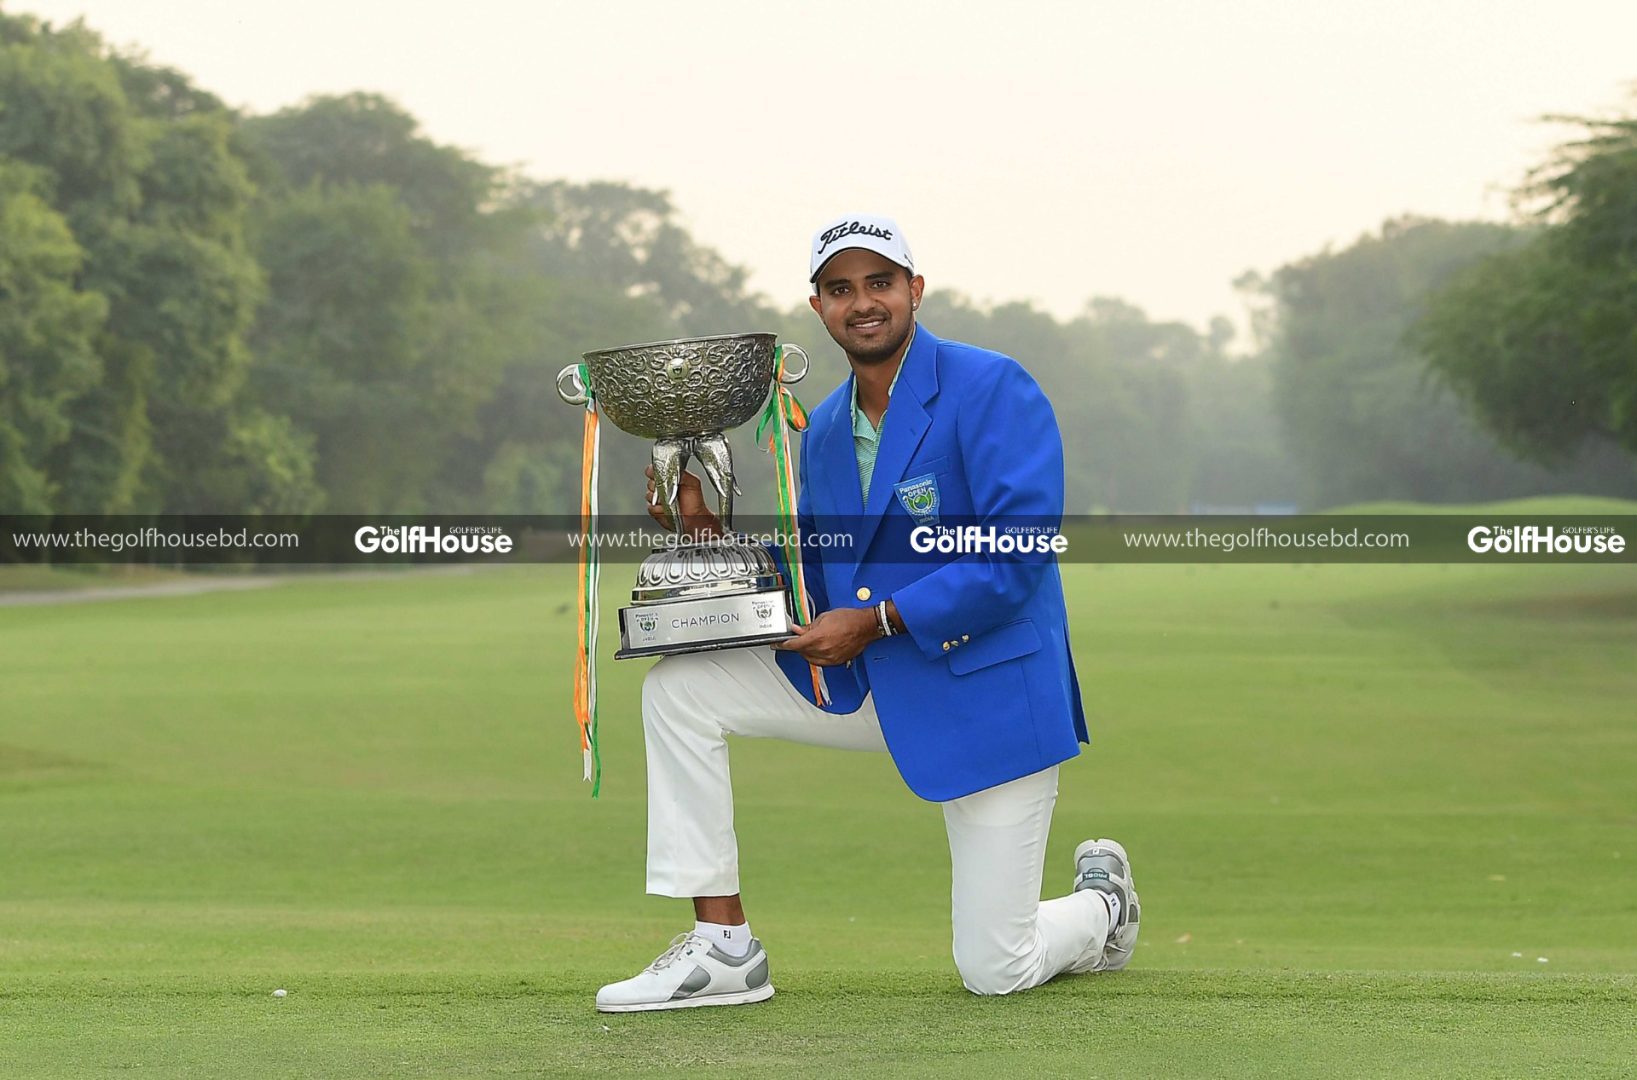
[895,456,952,521]
[948,617,1042,675]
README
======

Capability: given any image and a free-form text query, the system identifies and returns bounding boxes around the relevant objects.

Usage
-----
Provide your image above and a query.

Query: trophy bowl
[579,332,781,439]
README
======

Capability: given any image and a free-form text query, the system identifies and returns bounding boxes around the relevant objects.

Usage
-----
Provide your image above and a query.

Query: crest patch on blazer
[895,473,942,526]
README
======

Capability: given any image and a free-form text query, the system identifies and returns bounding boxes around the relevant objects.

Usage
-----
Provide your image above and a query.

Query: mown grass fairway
[2,560,1634,1077]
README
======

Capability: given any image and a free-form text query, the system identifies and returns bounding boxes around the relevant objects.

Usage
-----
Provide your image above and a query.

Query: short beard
[843,320,913,364]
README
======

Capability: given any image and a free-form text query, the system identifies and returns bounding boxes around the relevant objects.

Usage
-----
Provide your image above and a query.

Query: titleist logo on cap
[817,221,894,255]
[808,213,912,282]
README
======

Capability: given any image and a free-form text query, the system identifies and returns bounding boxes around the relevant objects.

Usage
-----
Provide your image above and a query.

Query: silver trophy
[556,333,810,659]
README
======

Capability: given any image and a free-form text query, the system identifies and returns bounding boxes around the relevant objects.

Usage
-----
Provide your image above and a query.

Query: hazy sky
[14,0,1636,336]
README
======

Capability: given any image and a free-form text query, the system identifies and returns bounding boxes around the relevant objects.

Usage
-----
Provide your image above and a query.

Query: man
[595,214,1140,1012]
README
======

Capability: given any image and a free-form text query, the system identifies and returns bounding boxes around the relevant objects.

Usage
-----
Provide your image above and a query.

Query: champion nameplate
[673,612,741,630]
[616,588,795,659]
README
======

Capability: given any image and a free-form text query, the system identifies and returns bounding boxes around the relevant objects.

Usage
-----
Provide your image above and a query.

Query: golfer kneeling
[597,214,1140,1011]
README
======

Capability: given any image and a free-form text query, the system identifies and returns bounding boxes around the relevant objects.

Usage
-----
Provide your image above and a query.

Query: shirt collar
[850,324,915,440]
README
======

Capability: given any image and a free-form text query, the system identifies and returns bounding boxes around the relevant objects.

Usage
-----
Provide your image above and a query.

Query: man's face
[808,248,925,364]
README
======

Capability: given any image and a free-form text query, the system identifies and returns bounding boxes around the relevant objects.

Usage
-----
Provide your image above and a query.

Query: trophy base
[615,585,795,659]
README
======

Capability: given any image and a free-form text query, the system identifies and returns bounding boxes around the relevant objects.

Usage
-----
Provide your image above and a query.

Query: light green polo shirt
[850,328,913,503]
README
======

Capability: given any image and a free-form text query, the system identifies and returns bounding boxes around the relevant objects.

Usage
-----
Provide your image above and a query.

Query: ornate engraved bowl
[630,538,785,604]
[576,332,779,439]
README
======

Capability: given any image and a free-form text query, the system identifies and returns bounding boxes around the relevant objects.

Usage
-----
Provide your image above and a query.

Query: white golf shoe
[1073,837,1141,972]
[595,932,775,1013]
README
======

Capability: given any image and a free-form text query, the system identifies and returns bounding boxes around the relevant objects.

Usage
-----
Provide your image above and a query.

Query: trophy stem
[649,432,741,534]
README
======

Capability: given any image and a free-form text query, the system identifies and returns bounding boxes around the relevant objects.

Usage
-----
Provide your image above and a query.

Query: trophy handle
[777,343,809,384]
[556,364,590,406]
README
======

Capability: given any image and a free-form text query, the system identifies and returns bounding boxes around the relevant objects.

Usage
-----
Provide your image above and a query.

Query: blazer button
[856,586,871,601]
[961,634,970,642]
[942,641,951,651]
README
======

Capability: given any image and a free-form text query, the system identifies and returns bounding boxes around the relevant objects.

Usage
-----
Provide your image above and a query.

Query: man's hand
[771,608,880,666]
[645,465,724,540]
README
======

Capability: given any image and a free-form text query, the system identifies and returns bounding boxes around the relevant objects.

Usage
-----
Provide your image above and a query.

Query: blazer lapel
[855,328,939,556]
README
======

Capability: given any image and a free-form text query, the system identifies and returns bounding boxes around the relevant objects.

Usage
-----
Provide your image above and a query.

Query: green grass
[0,563,196,592]
[2,562,1634,1077]
[1323,494,1637,515]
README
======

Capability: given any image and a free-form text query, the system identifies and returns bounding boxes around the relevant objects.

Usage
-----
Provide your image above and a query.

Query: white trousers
[641,646,1111,995]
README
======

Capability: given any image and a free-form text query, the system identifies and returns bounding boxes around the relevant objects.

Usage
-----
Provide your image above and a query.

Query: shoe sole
[596,983,775,1013]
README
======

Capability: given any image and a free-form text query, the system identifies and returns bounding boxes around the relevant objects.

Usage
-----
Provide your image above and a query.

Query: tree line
[2,12,1633,520]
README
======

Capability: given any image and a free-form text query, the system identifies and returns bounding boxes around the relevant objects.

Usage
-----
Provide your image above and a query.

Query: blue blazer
[771,326,1089,802]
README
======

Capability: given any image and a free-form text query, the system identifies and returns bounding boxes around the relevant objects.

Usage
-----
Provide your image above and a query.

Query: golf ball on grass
[273,989,287,998]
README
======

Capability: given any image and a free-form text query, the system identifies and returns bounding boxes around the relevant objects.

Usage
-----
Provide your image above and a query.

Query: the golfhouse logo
[1466,523,1626,555]
[752,599,775,622]
[633,612,659,637]
[911,525,1068,554]
[354,524,514,555]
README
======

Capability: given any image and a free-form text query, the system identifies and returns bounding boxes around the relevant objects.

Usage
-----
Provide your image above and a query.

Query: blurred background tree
[1414,106,1637,468]
[2,11,1633,520]
[2,12,274,513]
[1246,216,1637,509]
[0,157,106,513]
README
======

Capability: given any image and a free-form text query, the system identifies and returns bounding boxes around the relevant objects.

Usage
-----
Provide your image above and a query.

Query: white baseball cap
[809,213,914,283]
